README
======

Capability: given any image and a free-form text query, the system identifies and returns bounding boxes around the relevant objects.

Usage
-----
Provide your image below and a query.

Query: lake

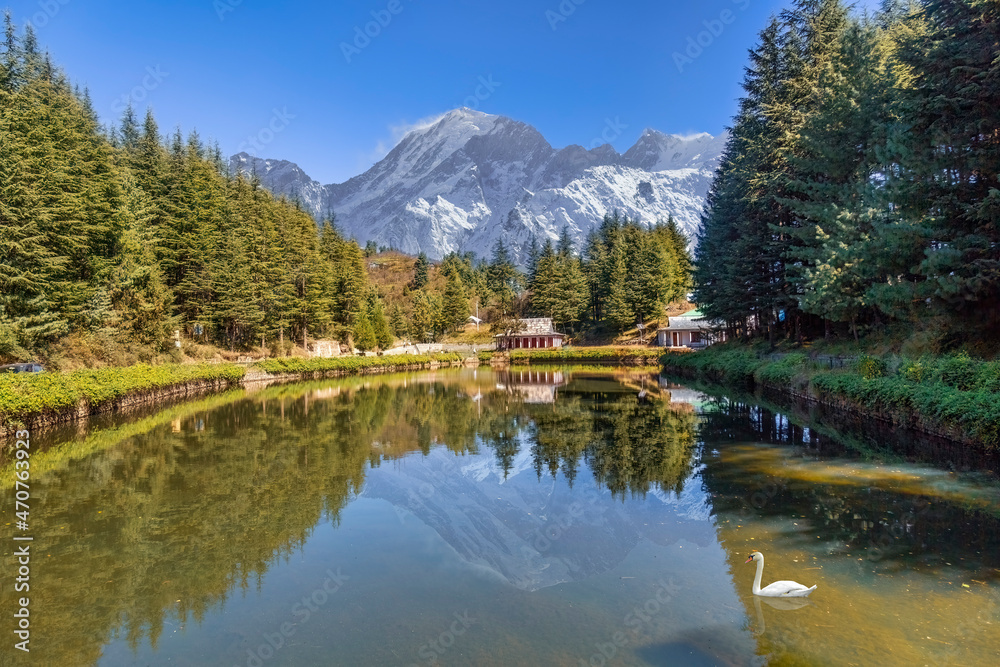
[2,367,998,666]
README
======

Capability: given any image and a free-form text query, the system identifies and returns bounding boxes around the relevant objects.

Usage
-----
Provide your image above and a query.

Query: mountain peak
[624,130,725,172]
[402,107,504,148]
[636,128,714,145]
[430,107,500,131]
[446,106,494,119]
[230,111,725,262]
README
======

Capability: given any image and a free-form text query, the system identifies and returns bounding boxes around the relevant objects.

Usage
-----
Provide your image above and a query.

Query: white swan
[745,551,817,597]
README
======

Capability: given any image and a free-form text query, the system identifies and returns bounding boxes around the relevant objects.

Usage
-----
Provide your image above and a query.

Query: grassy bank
[1,353,466,437]
[662,345,1000,449]
[253,352,463,375]
[507,346,686,365]
[0,364,247,429]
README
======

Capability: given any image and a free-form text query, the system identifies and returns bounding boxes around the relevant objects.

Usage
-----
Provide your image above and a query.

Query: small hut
[657,309,723,349]
[494,318,565,351]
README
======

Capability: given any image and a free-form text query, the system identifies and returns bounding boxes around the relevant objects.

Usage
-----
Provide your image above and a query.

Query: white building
[657,309,724,349]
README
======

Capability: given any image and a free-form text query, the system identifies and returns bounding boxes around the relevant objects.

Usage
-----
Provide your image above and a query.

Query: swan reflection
[753,594,813,635]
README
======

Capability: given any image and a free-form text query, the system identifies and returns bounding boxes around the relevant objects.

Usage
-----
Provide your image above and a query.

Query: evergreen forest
[694,0,999,352]
[0,12,691,366]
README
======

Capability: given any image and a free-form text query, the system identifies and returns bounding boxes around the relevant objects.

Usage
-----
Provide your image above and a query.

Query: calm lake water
[2,367,999,666]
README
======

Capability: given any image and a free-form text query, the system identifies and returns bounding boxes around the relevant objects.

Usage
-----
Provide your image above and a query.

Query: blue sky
[8,0,880,184]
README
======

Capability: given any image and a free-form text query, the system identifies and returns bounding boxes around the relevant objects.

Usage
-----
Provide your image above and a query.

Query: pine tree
[0,53,62,349]
[885,0,1000,330]
[337,240,368,330]
[105,170,173,345]
[410,291,437,343]
[173,138,225,331]
[212,234,262,349]
[525,234,541,285]
[551,251,589,332]
[784,15,895,334]
[442,271,469,332]
[694,139,756,336]
[1,11,19,93]
[281,204,332,346]
[582,228,609,323]
[363,287,393,351]
[557,226,575,257]
[128,108,172,268]
[389,303,408,339]
[352,308,376,352]
[411,252,429,289]
[0,27,116,348]
[694,16,806,340]
[605,234,634,330]
[622,223,672,326]
[530,239,558,318]
[658,216,692,303]
[487,239,522,316]
[531,236,589,330]
[118,103,140,151]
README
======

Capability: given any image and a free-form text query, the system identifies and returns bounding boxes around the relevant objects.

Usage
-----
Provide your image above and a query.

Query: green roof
[678,309,704,319]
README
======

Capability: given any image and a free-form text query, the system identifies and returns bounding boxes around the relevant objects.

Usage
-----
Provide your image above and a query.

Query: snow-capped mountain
[230,108,727,262]
[361,444,716,592]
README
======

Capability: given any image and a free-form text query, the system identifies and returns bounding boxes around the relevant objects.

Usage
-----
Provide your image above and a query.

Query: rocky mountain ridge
[230,108,727,261]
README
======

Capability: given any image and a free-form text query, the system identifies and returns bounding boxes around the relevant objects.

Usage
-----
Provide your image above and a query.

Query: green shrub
[857,355,887,380]
[665,344,1000,451]
[937,352,978,391]
[661,346,764,385]
[900,358,927,383]
[755,353,808,386]
[975,361,1000,393]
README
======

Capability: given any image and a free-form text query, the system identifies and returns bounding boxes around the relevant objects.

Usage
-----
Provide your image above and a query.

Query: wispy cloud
[671,131,714,141]
[357,112,448,173]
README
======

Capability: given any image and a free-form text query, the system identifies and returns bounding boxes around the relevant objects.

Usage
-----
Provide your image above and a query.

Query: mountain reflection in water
[1,367,997,666]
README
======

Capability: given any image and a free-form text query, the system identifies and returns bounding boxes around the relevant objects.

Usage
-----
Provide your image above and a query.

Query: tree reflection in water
[696,392,1000,576]
[0,369,699,665]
